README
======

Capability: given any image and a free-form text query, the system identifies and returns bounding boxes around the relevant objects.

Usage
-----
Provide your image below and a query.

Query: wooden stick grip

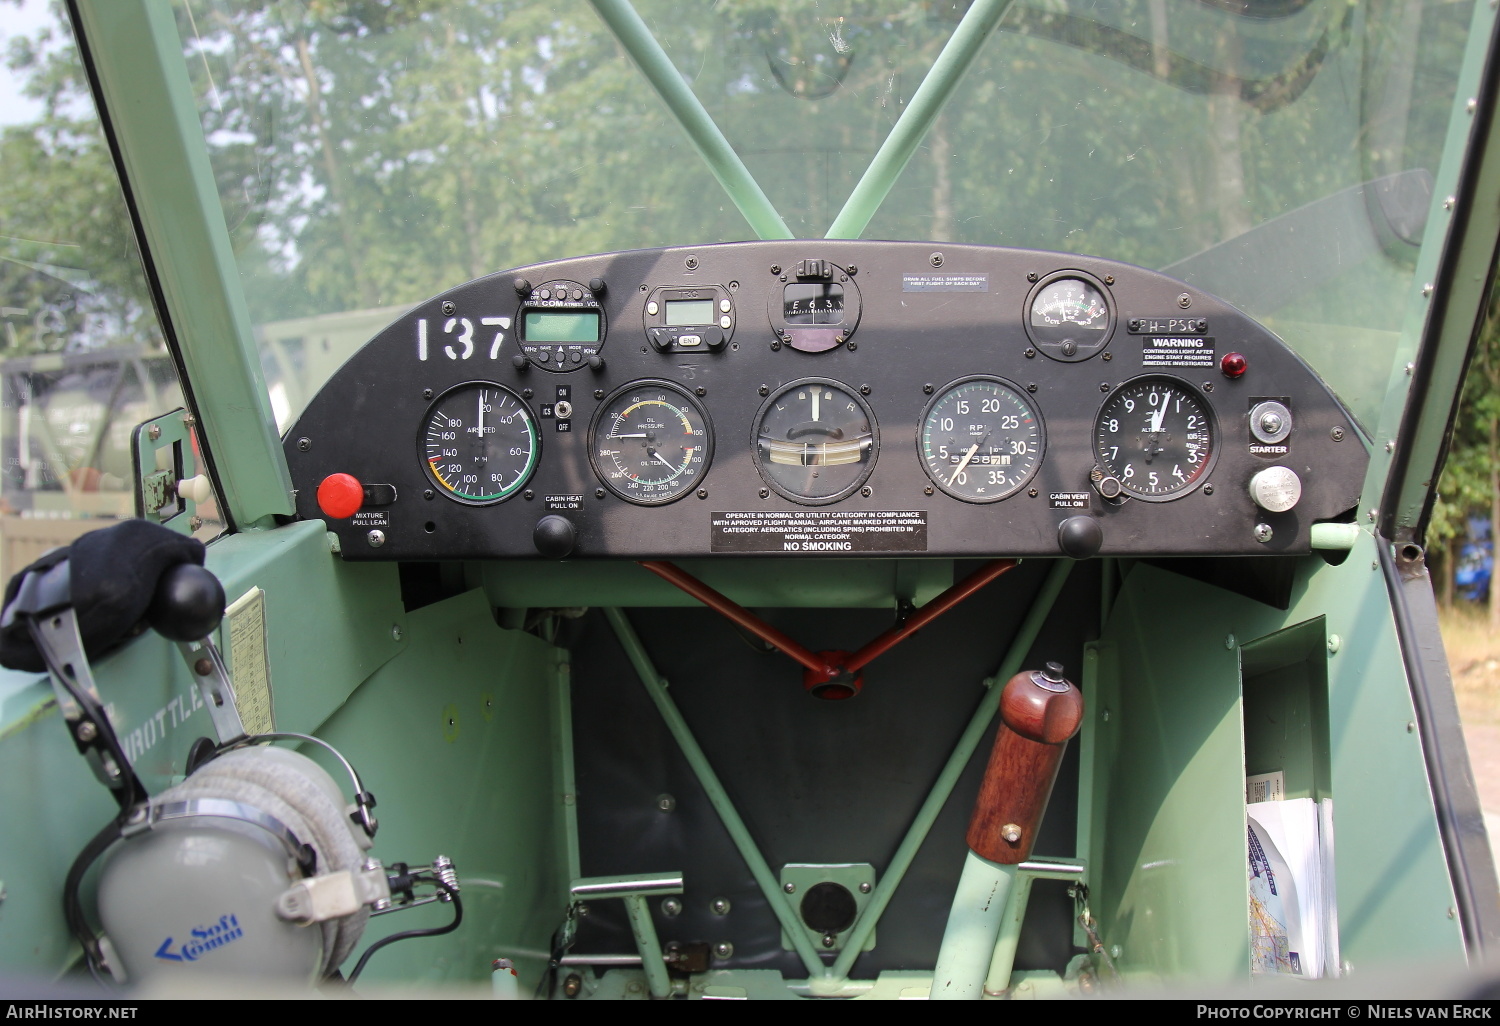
[966,663,1084,864]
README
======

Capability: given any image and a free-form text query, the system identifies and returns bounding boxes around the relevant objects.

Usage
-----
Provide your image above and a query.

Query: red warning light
[1221,352,1247,378]
[317,473,364,519]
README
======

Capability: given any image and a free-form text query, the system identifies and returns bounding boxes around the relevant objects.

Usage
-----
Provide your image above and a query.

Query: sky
[0,0,58,128]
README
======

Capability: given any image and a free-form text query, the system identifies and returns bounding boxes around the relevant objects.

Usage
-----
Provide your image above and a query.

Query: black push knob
[147,563,226,641]
[1057,516,1103,560]
[588,277,606,295]
[588,355,606,372]
[533,515,576,559]
[513,277,531,295]
[512,353,530,371]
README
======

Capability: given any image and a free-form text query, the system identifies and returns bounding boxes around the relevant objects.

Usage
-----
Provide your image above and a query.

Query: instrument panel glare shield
[420,382,539,504]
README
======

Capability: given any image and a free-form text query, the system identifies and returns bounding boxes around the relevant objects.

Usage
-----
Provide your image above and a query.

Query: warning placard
[1142,335,1215,368]
[711,510,928,553]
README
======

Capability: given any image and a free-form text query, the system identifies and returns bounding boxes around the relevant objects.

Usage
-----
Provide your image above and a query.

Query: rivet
[563,974,583,999]
[859,882,872,894]
[1225,634,1236,650]
[713,942,733,959]
[1385,440,1395,453]
[1422,283,1434,297]
[1467,97,1478,114]
[1444,196,1456,211]
[1407,721,1416,733]
[711,898,731,915]
[1405,363,1415,376]
[784,882,796,894]
[1327,634,1341,655]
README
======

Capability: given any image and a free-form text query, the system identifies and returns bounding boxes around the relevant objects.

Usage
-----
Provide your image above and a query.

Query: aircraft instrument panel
[285,241,1367,561]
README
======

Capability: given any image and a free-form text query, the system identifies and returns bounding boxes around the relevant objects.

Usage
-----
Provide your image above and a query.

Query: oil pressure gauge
[918,377,1044,502]
[1093,376,1216,500]
[589,380,713,505]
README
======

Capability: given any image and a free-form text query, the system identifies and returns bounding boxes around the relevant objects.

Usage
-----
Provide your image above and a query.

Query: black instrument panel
[285,241,1367,560]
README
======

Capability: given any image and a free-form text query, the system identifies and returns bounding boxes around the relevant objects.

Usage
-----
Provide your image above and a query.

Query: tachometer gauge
[420,382,538,504]
[1025,271,1114,362]
[753,378,877,505]
[589,380,713,505]
[919,377,1043,503]
[1093,376,1216,501]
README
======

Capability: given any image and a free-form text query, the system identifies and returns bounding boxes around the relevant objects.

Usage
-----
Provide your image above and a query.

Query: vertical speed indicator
[420,382,538,504]
[918,376,1044,502]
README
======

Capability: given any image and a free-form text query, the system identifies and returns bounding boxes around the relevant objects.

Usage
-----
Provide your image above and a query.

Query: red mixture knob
[317,473,364,519]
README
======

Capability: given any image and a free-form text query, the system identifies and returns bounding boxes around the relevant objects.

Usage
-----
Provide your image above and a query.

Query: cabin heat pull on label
[711,510,928,552]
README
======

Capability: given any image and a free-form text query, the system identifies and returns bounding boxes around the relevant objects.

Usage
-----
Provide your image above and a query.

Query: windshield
[170,0,1475,433]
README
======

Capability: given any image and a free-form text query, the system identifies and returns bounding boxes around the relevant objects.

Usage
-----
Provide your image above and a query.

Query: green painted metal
[623,895,672,998]
[1092,540,1466,984]
[314,588,569,988]
[70,1,294,529]
[1311,523,1361,551]
[586,0,792,242]
[983,872,1033,995]
[828,558,1073,980]
[482,558,953,610]
[602,607,827,977]
[131,408,199,533]
[824,0,1013,240]
[553,658,582,884]
[930,852,1017,999]
[1359,0,1500,529]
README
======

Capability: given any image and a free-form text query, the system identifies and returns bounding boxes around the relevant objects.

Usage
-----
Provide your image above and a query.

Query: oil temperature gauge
[589,380,713,505]
[919,377,1044,502]
[420,382,538,504]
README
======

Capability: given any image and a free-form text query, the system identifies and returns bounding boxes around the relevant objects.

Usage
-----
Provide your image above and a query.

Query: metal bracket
[132,408,200,533]
[779,863,877,954]
[176,637,246,744]
[277,863,392,924]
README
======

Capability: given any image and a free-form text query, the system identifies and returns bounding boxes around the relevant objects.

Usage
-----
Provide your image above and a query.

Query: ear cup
[170,747,373,974]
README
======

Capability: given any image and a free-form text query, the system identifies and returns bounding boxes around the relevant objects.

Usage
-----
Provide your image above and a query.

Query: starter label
[711,510,928,553]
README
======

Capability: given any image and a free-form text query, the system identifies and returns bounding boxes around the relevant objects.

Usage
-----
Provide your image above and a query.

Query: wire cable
[346,880,462,985]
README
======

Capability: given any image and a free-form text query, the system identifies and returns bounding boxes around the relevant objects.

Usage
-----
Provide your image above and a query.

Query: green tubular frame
[587,0,792,241]
[824,0,1014,241]
[69,0,294,528]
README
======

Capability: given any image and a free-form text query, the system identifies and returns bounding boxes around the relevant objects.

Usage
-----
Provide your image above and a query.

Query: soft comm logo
[154,913,244,962]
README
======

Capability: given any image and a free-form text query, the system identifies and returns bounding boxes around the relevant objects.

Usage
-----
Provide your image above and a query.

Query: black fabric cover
[0,520,205,672]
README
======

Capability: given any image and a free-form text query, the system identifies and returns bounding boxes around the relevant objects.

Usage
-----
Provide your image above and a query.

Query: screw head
[713,942,734,960]
[595,488,605,499]
[685,256,698,269]
[1203,483,1214,495]
[1026,271,1039,282]
[656,794,675,812]
[367,529,386,548]
[1100,382,1111,392]
[929,252,944,267]
[523,489,534,500]
[423,388,434,399]
[769,264,781,275]
[1177,293,1192,308]
[1331,427,1345,442]
[696,386,707,397]
[859,882,872,894]
[1102,352,1112,362]
[758,384,769,396]
[1024,348,1036,359]
[1001,823,1022,843]
[1103,274,1114,285]
[711,897,731,915]
[859,384,871,395]
[1028,488,1038,498]
[845,341,857,351]
[190,515,204,531]
[771,340,782,351]
[1027,382,1037,392]
[391,624,404,642]
[1254,523,1273,543]
[822,932,837,948]
[194,657,213,676]
[924,486,934,496]
[522,388,534,399]
[75,721,97,743]
[784,882,796,893]
[1203,382,1214,393]
[846,265,857,275]
[594,389,604,399]
[697,488,708,499]
[661,897,682,917]
[297,437,311,452]
[759,487,769,498]
[562,973,583,998]
[860,486,872,498]
[441,301,455,315]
